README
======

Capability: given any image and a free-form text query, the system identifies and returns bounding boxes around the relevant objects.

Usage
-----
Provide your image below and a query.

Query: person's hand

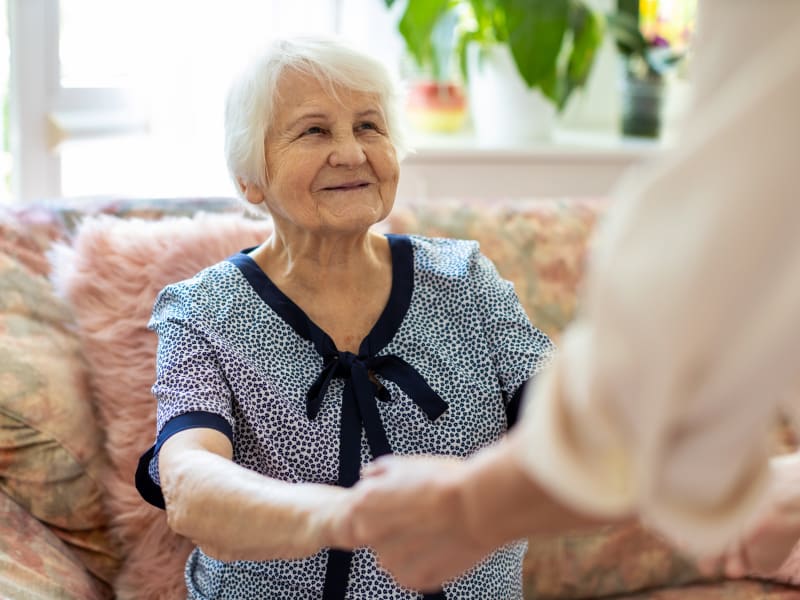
[333,433,607,591]
[696,453,800,583]
[337,454,496,591]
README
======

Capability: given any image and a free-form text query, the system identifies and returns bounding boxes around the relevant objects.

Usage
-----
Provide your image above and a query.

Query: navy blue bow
[309,350,448,600]
[307,351,448,463]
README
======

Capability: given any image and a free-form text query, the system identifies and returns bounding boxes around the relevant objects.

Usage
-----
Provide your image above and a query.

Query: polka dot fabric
[141,235,554,599]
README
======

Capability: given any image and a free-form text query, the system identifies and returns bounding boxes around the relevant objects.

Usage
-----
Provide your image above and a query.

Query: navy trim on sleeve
[506,378,532,430]
[135,411,234,509]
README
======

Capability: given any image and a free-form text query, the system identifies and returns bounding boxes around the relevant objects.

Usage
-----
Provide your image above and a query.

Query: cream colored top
[516,0,800,556]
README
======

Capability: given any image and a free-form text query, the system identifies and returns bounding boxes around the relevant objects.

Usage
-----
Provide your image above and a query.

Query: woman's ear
[238,178,265,206]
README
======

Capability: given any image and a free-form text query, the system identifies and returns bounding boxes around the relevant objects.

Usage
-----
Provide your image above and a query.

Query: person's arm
[143,279,348,560]
[159,427,350,562]
[458,430,611,543]
[345,432,611,591]
[514,0,800,559]
[349,2,800,584]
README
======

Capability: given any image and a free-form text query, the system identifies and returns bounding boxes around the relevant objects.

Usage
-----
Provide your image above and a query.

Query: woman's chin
[318,204,392,232]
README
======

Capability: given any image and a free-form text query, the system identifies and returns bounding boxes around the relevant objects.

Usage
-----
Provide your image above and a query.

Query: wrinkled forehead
[270,68,385,128]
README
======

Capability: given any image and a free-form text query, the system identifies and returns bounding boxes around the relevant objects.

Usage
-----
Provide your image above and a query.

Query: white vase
[466,43,557,145]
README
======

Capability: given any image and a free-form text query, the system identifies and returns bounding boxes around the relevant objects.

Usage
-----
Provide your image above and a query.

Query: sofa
[2,195,799,600]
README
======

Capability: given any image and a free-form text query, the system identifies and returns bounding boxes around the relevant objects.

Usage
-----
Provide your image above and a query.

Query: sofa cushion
[0,490,110,600]
[0,251,120,588]
[0,205,69,276]
[386,198,606,343]
[609,579,800,599]
[50,212,272,599]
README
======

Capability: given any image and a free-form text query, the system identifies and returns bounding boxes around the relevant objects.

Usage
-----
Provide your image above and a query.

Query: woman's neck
[250,227,390,295]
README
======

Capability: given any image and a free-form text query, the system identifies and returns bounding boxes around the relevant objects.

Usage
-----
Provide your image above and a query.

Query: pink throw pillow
[50,213,272,599]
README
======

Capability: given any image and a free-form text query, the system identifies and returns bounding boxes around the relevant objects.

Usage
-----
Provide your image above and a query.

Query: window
[6,0,401,203]
[0,0,10,202]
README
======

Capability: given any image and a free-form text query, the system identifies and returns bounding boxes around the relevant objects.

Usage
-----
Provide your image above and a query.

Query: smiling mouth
[321,182,371,191]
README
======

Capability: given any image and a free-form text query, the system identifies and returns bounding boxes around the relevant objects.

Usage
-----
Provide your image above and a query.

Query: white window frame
[7,0,663,204]
[9,0,147,202]
[8,0,361,203]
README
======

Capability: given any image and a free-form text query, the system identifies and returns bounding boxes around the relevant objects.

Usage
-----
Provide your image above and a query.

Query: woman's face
[255,69,399,237]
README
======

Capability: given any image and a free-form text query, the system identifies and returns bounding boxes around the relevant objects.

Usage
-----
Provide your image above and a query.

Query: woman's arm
[344,431,612,591]
[159,427,350,562]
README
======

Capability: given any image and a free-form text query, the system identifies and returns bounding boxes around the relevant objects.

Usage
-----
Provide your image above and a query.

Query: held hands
[331,454,496,591]
[329,436,602,590]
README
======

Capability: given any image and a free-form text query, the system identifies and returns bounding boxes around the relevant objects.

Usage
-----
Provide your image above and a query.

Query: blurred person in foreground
[134,35,555,599]
[340,0,800,591]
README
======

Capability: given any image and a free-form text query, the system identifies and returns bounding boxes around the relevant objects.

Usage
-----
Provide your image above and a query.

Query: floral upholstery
[0,491,109,600]
[615,580,800,599]
[386,198,606,343]
[0,250,120,593]
[1,196,799,599]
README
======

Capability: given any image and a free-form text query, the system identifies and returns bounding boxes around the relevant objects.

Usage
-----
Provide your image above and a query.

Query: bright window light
[56,0,343,199]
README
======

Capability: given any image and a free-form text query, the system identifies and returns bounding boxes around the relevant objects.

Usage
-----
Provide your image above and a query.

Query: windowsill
[396,126,671,201]
[405,127,670,163]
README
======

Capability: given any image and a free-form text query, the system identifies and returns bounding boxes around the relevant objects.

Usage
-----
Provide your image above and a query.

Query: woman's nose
[328,133,367,167]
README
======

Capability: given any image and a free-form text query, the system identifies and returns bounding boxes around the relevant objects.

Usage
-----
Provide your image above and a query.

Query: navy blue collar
[227,233,447,600]
[227,233,413,358]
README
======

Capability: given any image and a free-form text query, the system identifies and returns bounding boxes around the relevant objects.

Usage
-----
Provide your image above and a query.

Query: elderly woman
[135,35,554,599]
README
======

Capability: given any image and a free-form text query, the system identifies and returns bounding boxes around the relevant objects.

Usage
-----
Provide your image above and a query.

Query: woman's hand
[697,453,800,583]
[337,434,605,591]
[337,454,490,591]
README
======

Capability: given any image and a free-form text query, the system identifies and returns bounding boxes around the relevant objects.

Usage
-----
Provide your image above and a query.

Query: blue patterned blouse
[136,234,554,600]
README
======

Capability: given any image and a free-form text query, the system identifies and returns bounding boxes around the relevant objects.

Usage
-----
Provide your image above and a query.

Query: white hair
[224,35,409,210]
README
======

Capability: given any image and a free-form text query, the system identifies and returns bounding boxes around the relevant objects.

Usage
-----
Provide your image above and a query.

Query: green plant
[383,0,605,112]
[606,3,686,81]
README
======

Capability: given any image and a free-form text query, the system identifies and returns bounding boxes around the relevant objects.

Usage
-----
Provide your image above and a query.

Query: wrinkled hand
[333,454,495,592]
[697,454,800,583]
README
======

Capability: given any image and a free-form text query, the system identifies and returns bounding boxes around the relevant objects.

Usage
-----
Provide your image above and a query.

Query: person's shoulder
[400,235,487,287]
[152,257,246,321]
[160,258,240,298]
[406,234,480,265]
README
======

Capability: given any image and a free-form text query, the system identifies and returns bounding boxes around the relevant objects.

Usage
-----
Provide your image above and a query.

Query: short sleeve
[148,282,235,432]
[469,249,556,425]
[135,281,235,508]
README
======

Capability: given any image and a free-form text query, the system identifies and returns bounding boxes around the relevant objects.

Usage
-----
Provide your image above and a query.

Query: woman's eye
[303,126,325,136]
[357,122,378,132]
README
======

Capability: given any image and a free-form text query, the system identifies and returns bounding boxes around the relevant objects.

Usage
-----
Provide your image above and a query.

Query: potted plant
[384,0,605,143]
[607,0,691,137]
[393,3,469,134]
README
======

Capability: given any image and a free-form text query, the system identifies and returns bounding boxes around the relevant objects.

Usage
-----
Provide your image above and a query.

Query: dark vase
[621,74,665,138]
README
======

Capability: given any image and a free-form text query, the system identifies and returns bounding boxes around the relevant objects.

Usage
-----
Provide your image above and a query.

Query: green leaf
[567,4,603,84]
[468,0,502,39]
[501,0,569,88]
[456,30,484,82]
[559,3,603,108]
[398,0,451,73]
[383,0,396,8]
[538,63,564,107]
[606,11,647,57]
